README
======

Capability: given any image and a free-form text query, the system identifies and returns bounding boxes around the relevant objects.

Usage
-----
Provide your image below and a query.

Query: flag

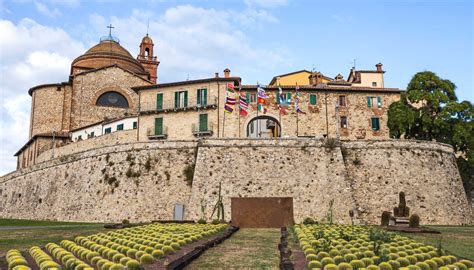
[224,104,233,114]
[225,97,237,105]
[257,84,266,104]
[258,104,267,114]
[226,83,235,93]
[239,94,248,116]
[295,84,306,114]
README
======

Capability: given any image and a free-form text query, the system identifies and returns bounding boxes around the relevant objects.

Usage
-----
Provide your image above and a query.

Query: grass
[399,225,474,260]
[0,219,107,257]
[0,218,99,227]
[185,228,280,269]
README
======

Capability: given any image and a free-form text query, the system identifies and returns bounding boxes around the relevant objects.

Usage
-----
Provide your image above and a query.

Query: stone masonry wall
[0,139,471,224]
[0,141,197,223]
[342,140,472,225]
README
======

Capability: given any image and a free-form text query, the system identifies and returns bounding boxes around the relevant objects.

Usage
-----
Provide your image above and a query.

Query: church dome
[141,34,154,44]
[71,38,146,75]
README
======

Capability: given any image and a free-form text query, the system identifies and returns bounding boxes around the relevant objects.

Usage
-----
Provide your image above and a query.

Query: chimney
[223,68,230,78]
[376,63,383,72]
[215,72,219,78]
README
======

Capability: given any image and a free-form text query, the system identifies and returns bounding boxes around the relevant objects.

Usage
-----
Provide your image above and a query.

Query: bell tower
[137,34,159,83]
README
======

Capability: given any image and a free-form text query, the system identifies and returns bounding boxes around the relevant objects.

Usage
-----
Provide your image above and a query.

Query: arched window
[145,48,150,57]
[96,91,129,108]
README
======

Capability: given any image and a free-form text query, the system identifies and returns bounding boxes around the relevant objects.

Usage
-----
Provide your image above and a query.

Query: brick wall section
[0,139,471,224]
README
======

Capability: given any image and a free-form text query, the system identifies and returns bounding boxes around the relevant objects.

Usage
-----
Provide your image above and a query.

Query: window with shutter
[197,89,201,106]
[287,93,292,103]
[199,114,208,132]
[202,89,207,106]
[104,128,112,134]
[155,118,163,135]
[371,117,380,131]
[174,92,179,108]
[310,94,317,105]
[117,124,124,131]
[367,96,372,107]
[377,96,382,107]
[246,92,250,103]
[156,93,163,110]
[184,91,188,107]
[340,116,348,128]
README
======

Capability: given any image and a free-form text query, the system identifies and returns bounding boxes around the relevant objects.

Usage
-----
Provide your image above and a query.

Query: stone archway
[246,115,281,138]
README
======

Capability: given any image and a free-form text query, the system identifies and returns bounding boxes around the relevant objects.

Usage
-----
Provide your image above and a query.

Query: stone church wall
[0,139,471,224]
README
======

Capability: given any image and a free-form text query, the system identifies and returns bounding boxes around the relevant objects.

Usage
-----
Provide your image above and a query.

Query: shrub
[396,258,410,267]
[409,214,420,228]
[109,264,125,270]
[338,262,353,270]
[211,219,220,225]
[321,257,335,267]
[345,254,357,263]
[379,263,393,270]
[324,264,338,270]
[162,245,174,255]
[125,260,140,270]
[308,260,322,268]
[415,262,430,270]
[152,250,164,258]
[122,219,130,224]
[387,260,401,270]
[362,258,374,267]
[453,262,468,270]
[367,266,380,270]
[303,217,316,224]
[139,254,154,264]
[197,218,206,224]
[459,260,474,268]
[350,260,366,270]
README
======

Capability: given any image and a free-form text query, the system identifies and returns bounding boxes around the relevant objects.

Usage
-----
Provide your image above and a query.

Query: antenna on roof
[146,19,149,36]
[352,58,357,69]
[311,64,316,73]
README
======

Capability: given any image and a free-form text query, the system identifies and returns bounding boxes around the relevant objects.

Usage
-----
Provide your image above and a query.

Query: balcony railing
[140,96,218,114]
[192,123,214,136]
[147,127,168,139]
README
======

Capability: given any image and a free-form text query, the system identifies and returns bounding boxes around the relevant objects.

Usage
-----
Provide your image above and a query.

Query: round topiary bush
[396,258,410,267]
[109,264,125,270]
[306,254,317,261]
[379,262,393,270]
[324,263,338,270]
[126,260,140,270]
[152,250,164,258]
[362,258,374,267]
[338,262,352,270]
[432,257,444,267]
[112,253,124,263]
[367,265,380,270]
[415,262,430,270]
[350,260,365,270]
[140,254,154,264]
[321,257,335,267]
[387,260,401,270]
[459,260,474,268]
[453,262,468,270]
[12,266,31,270]
[101,262,114,270]
[406,266,421,270]
[334,255,345,264]
[308,260,322,269]
[344,254,357,263]
[162,246,174,255]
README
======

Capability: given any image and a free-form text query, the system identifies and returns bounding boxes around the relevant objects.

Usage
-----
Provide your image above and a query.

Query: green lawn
[185,228,280,269]
[0,218,100,227]
[0,219,108,257]
[400,225,474,260]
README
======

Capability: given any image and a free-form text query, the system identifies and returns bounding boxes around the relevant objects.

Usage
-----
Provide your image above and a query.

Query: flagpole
[238,81,241,138]
[296,82,299,137]
[278,86,281,138]
[256,82,259,138]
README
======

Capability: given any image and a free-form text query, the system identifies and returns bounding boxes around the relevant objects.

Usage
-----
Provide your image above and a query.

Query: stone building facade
[15,34,158,169]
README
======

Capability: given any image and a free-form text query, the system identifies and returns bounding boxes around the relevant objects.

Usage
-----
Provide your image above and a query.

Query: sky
[0,0,472,175]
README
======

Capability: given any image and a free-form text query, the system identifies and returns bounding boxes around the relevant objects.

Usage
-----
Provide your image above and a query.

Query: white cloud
[34,1,61,17]
[244,0,287,8]
[0,4,289,175]
[0,19,85,175]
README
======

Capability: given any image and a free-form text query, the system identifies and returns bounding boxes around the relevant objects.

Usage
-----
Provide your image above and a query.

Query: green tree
[387,71,473,193]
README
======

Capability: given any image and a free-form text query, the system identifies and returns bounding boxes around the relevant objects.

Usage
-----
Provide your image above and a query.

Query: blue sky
[0,0,472,174]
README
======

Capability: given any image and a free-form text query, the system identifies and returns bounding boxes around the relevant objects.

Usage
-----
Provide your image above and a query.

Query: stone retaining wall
[0,139,471,224]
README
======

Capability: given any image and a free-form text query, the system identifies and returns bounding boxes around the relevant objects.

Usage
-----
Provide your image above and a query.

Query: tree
[387,71,473,193]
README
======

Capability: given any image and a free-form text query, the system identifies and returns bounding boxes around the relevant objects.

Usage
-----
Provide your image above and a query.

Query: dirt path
[184,228,280,270]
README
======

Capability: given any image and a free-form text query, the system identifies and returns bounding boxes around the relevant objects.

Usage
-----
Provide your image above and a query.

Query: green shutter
[367,96,372,107]
[246,92,250,103]
[174,92,179,108]
[310,94,317,105]
[199,114,208,132]
[184,91,188,107]
[287,93,292,103]
[203,89,207,106]
[155,118,163,135]
[197,89,201,106]
[377,96,382,107]
[276,91,280,104]
[156,93,163,110]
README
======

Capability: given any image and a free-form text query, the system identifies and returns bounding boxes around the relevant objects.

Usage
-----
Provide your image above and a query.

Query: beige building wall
[30,86,65,138]
[353,72,384,88]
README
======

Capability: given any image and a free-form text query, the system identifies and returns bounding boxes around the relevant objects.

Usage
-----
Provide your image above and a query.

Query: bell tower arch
[137,34,160,83]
